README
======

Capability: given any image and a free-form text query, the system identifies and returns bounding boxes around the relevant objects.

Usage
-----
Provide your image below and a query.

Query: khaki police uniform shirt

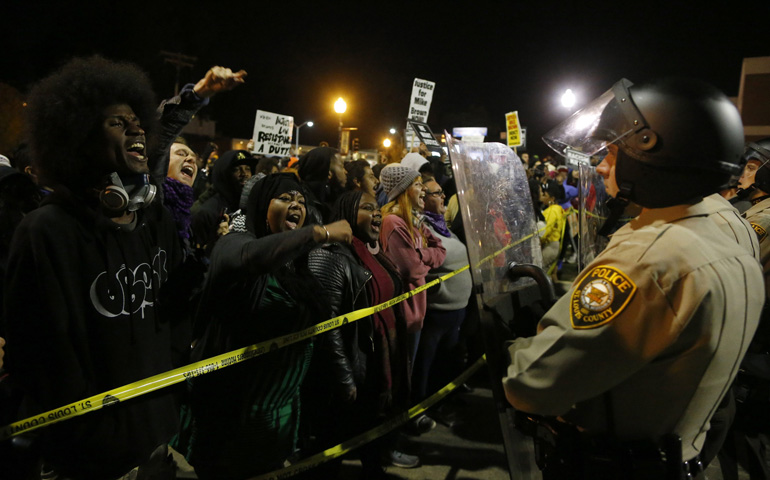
[743,197,770,297]
[703,193,760,261]
[503,200,764,461]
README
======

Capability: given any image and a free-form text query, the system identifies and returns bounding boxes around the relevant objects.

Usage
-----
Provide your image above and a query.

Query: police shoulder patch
[751,223,768,242]
[570,265,637,329]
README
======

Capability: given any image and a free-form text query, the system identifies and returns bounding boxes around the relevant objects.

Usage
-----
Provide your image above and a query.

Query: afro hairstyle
[25,55,158,191]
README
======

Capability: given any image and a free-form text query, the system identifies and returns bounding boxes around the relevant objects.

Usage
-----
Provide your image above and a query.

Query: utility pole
[160,51,198,96]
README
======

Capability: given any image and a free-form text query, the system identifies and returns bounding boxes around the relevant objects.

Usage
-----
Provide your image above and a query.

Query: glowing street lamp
[561,89,576,109]
[295,120,313,154]
[383,138,392,148]
[389,128,397,135]
[334,97,347,114]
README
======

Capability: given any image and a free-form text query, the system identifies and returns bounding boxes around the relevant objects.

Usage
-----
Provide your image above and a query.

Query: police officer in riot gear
[739,138,770,291]
[716,138,770,479]
[503,78,764,479]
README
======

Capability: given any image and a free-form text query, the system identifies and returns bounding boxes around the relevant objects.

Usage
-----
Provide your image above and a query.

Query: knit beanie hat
[380,163,420,203]
[400,152,428,172]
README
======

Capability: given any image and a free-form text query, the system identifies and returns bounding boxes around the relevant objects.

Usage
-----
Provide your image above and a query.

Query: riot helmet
[543,78,745,208]
[741,138,770,194]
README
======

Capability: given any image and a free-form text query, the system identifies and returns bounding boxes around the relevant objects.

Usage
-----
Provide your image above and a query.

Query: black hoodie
[3,195,187,479]
[190,150,254,249]
[1,82,204,479]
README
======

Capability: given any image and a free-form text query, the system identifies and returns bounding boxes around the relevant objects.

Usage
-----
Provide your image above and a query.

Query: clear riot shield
[447,135,542,480]
[446,136,541,303]
[577,163,639,271]
[577,163,609,271]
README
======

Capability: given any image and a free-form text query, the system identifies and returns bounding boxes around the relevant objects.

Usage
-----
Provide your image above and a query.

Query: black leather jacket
[308,243,374,395]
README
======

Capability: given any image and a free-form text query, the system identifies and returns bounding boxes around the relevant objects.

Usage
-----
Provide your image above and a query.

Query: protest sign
[252,110,294,156]
[505,111,522,148]
[408,78,435,122]
[407,120,443,155]
[407,79,436,148]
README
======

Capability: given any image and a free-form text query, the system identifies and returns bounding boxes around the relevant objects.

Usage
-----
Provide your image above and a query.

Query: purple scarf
[423,210,451,237]
[162,177,194,240]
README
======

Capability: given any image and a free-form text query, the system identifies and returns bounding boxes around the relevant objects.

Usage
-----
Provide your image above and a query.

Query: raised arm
[151,66,248,185]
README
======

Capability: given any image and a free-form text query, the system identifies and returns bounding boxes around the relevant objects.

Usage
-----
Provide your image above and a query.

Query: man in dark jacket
[2,56,244,479]
[191,149,255,250]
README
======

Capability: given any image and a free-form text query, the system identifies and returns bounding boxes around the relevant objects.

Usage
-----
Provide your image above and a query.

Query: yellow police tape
[249,355,488,480]
[0,228,539,441]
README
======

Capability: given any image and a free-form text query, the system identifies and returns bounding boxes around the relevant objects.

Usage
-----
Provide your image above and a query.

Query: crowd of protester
[5,52,761,480]
[0,55,544,480]
[0,50,616,480]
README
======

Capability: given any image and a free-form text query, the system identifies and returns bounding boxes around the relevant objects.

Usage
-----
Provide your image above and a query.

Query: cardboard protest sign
[407,120,443,155]
[252,110,294,156]
[407,79,436,148]
[505,111,522,148]
[408,78,435,122]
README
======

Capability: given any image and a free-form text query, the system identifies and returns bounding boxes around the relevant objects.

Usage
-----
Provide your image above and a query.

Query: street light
[383,138,392,148]
[295,120,313,155]
[334,98,347,114]
[561,89,576,109]
[389,128,397,135]
[334,97,347,151]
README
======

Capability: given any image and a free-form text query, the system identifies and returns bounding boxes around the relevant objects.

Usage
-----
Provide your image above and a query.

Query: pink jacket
[380,215,447,332]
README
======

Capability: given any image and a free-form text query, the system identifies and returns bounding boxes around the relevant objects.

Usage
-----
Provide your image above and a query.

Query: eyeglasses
[426,190,445,197]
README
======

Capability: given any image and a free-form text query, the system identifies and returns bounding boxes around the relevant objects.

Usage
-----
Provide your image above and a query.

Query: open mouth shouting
[418,191,426,208]
[285,210,302,230]
[118,137,150,174]
[181,164,195,179]
[268,190,306,233]
[176,162,197,186]
[370,215,382,234]
[126,141,146,161]
[168,142,199,186]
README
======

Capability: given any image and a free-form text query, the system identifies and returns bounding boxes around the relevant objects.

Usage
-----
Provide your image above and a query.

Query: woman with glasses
[412,179,473,416]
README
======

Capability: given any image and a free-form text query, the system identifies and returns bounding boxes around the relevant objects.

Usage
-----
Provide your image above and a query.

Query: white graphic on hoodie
[89,249,168,318]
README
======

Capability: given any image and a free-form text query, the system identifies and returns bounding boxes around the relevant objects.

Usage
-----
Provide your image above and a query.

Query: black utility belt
[515,412,693,479]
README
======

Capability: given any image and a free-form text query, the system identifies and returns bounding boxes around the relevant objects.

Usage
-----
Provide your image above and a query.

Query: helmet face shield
[745,142,770,166]
[543,79,641,157]
[547,77,746,208]
[743,139,770,193]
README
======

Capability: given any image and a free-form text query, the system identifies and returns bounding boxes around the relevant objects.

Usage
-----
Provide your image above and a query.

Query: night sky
[4,0,769,157]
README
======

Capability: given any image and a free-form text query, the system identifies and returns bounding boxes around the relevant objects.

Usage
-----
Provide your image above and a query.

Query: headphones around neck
[99,172,156,216]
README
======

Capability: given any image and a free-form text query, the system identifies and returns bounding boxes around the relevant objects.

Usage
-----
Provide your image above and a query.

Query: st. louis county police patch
[571,265,637,329]
[751,223,768,242]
